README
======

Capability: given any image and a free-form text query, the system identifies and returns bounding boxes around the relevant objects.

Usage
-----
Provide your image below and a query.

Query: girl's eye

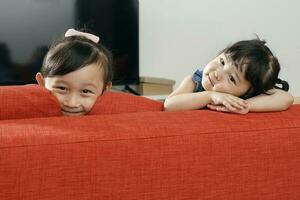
[57,86,67,91]
[220,57,225,65]
[229,75,236,84]
[82,89,92,94]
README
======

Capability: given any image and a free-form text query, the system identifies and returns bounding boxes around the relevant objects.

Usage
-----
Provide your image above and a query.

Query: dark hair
[41,35,113,85]
[221,38,289,99]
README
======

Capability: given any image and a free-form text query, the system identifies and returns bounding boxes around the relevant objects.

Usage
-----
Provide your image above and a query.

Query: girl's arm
[246,89,294,112]
[164,75,248,112]
[164,75,211,111]
[207,89,294,114]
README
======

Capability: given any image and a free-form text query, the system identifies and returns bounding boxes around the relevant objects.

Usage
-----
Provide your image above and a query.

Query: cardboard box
[137,77,175,95]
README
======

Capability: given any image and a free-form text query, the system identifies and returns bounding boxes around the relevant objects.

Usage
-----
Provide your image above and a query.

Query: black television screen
[0,0,139,86]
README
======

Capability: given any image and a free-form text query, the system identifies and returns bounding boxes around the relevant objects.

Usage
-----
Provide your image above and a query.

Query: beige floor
[294,97,300,104]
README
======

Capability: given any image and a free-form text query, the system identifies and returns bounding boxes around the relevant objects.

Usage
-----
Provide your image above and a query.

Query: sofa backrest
[0,84,163,120]
[1,105,300,199]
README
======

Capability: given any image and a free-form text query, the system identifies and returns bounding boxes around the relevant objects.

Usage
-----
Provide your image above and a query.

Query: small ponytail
[275,78,289,91]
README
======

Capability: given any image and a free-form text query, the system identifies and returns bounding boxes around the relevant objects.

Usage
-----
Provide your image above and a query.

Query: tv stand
[111,84,140,95]
[124,85,140,95]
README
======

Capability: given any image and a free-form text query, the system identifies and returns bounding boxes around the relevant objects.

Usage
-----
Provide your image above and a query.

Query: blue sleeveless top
[192,69,205,92]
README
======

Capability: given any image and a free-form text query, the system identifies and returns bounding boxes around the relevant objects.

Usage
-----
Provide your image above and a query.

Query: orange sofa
[1,85,300,200]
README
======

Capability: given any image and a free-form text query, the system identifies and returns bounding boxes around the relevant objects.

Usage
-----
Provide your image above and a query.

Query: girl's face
[36,63,110,116]
[202,53,251,97]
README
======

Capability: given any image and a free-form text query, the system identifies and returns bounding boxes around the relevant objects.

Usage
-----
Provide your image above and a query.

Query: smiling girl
[36,29,113,116]
[164,38,293,114]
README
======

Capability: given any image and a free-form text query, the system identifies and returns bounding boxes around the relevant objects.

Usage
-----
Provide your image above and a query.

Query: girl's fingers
[208,99,249,114]
[207,104,230,112]
[222,100,238,112]
[216,106,230,112]
[228,96,248,109]
[211,93,248,111]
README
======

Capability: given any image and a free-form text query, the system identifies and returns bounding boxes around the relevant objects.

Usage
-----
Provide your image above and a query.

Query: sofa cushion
[89,91,163,115]
[0,85,163,120]
[0,84,62,120]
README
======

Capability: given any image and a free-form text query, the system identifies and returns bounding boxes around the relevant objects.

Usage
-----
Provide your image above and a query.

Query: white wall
[139,0,300,96]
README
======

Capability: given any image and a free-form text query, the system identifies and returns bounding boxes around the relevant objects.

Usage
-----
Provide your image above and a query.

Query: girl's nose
[215,69,224,81]
[63,94,80,108]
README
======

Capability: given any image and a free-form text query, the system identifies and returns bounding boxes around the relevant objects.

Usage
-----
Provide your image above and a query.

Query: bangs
[43,40,101,77]
[41,35,113,85]
[223,51,248,73]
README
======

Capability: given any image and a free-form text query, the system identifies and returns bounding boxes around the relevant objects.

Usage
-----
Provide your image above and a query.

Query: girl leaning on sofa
[36,29,293,116]
[164,38,294,114]
[36,29,113,116]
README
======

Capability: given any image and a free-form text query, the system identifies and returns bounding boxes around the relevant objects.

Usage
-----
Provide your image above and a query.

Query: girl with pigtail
[164,38,293,114]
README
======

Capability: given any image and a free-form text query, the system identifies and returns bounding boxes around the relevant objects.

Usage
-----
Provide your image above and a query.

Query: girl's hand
[207,103,250,114]
[209,92,249,113]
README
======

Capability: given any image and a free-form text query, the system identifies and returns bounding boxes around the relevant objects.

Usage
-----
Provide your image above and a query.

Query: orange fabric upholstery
[89,91,163,115]
[0,84,62,120]
[0,85,163,120]
[1,105,300,200]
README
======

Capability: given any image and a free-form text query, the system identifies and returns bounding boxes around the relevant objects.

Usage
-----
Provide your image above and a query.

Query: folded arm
[164,75,247,112]
[164,75,294,113]
[206,89,294,114]
[246,89,294,112]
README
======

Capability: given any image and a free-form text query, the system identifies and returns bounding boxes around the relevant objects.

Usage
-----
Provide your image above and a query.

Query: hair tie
[65,28,100,43]
[276,78,289,91]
